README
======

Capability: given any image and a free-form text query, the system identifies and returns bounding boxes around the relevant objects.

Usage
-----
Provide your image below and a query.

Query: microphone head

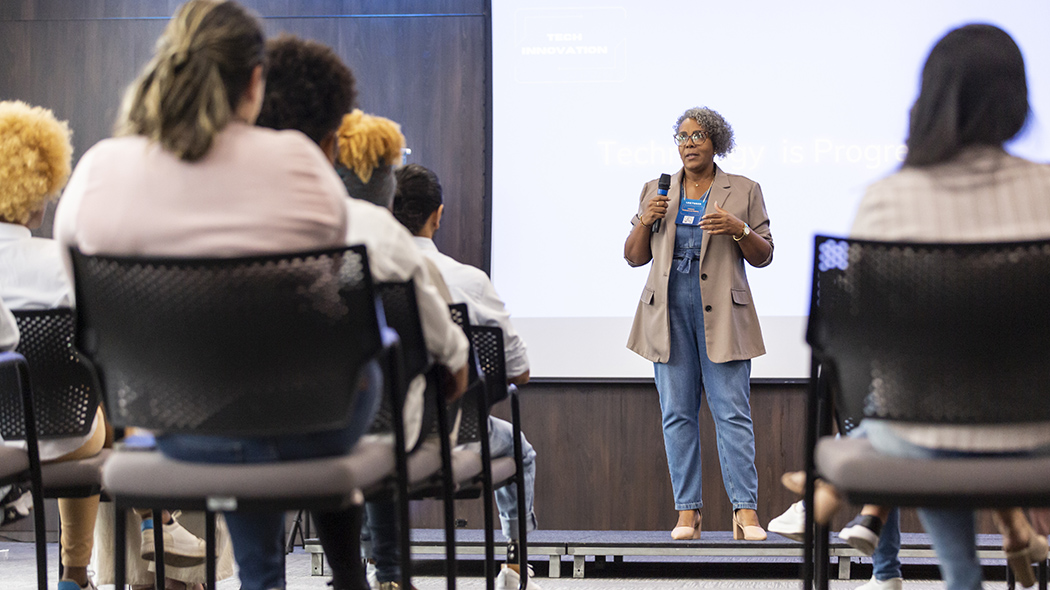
[657,173,671,196]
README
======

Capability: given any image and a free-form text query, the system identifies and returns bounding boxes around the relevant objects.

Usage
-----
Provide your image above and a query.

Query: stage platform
[304,530,1011,579]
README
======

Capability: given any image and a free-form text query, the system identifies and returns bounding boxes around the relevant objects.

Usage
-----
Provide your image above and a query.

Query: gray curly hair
[673,106,735,158]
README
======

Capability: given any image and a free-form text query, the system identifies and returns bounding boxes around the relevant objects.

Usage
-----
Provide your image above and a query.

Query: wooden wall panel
[0,0,489,269]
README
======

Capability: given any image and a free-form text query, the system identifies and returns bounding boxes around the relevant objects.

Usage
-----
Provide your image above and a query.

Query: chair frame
[462,321,529,590]
[801,235,1050,590]
[69,245,395,590]
[0,351,47,590]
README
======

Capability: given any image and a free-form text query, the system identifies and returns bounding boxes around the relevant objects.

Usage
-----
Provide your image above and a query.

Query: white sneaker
[768,500,805,541]
[856,576,903,590]
[366,559,379,590]
[140,515,207,567]
[838,515,882,556]
[496,564,543,589]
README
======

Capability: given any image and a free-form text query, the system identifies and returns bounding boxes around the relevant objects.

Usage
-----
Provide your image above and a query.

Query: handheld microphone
[651,173,671,233]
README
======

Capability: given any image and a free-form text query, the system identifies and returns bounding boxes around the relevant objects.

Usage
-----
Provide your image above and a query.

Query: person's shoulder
[232,124,320,158]
[722,170,759,188]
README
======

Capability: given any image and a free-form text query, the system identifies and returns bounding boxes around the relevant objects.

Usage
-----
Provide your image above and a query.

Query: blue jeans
[862,420,1050,590]
[367,416,539,582]
[848,423,902,581]
[653,259,759,511]
[156,362,382,590]
[873,508,902,581]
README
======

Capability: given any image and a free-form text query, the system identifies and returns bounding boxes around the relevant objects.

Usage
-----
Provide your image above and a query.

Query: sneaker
[57,579,98,590]
[768,500,805,541]
[855,576,903,590]
[496,564,543,589]
[366,559,379,590]
[377,583,419,590]
[0,483,32,526]
[839,514,883,556]
[140,515,207,567]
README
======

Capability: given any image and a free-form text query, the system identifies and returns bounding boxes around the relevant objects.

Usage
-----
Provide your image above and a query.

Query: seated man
[255,35,470,590]
[393,163,540,590]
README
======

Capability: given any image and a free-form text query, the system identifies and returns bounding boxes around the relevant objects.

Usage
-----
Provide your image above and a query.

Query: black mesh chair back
[807,236,1050,428]
[369,281,438,444]
[0,309,98,441]
[70,246,381,436]
[469,325,508,408]
[448,303,483,444]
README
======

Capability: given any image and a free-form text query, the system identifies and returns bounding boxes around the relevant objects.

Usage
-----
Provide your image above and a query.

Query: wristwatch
[734,223,751,242]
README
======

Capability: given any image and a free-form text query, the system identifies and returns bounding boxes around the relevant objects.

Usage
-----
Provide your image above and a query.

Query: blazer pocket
[640,286,655,305]
[731,288,751,305]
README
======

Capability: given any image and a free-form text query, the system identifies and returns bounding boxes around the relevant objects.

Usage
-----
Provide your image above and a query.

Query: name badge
[676,196,708,226]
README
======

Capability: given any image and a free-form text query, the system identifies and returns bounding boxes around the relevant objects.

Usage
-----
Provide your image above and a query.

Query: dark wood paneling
[1,1,489,269]
[411,382,998,536]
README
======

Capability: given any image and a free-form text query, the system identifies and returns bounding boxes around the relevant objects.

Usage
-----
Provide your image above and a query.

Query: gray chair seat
[102,440,394,504]
[0,445,29,480]
[450,448,483,487]
[41,448,109,494]
[816,436,1050,507]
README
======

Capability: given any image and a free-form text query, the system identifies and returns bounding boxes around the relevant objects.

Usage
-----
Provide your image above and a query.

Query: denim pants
[847,422,902,580]
[156,361,382,590]
[653,239,759,511]
[862,420,1050,590]
[366,416,538,582]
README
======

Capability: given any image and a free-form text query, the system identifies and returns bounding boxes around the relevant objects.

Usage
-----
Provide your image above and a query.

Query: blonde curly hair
[336,109,405,184]
[0,101,73,225]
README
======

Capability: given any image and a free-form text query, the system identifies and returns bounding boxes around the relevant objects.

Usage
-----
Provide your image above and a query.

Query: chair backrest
[70,246,381,437]
[448,303,485,444]
[469,325,508,408]
[369,280,436,445]
[807,236,1050,427]
[0,309,98,441]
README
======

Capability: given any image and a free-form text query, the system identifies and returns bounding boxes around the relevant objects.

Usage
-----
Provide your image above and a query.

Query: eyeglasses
[673,130,706,146]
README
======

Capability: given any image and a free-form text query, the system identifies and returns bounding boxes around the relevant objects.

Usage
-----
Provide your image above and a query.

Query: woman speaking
[624,107,773,541]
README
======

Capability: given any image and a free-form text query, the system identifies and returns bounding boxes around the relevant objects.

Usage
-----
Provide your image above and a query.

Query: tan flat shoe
[671,511,702,540]
[733,510,767,541]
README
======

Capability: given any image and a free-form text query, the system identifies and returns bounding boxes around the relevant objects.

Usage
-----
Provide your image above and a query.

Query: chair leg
[1038,558,1047,590]
[115,505,127,590]
[436,397,457,590]
[31,483,47,590]
[511,394,528,590]
[816,523,830,590]
[153,509,165,590]
[206,511,217,590]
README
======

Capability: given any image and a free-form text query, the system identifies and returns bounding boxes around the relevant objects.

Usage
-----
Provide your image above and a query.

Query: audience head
[115,0,265,162]
[256,34,358,161]
[335,109,405,209]
[393,163,443,237]
[0,101,72,228]
[905,24,1028,167]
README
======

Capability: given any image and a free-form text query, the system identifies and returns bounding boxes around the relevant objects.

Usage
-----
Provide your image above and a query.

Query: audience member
[0,99,214,590]
[51,3,423,589]
[393,163,541,590]
[335,109,405,209]
[847,23,1050,590]
[254,33,470,590]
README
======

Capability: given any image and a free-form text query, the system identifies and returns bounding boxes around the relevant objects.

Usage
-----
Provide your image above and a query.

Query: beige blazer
[626,165,773,363]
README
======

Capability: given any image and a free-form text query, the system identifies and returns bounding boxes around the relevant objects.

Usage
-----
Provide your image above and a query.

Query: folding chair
[69,246,399,590]
[803,236,1050,590]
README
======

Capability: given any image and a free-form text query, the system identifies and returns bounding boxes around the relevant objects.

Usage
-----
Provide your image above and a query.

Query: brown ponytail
[115,0,264,162]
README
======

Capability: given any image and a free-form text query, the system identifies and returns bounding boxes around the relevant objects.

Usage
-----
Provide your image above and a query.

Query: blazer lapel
[700,164,732,265]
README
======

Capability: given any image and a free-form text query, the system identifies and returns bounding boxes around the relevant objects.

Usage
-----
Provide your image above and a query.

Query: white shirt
[0,223,73,309]
[0,222,95,460]
[413,237,529,379]
[0,298,17,352]
[346,201,468,372]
